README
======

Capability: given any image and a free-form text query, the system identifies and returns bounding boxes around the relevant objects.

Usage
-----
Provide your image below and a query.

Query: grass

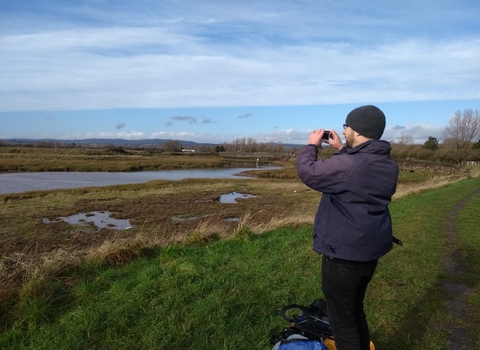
[1,225,319,349]
[1,176,480,349]
[453,190,480,348]
[1,149,479,348]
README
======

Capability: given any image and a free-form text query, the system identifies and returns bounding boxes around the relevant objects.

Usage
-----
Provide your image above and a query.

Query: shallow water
[42,211,132,231]
[0,166,280,195]
[219,191,257,203]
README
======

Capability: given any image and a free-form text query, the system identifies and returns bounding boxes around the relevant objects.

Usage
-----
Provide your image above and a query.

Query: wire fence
[461,161,480,166]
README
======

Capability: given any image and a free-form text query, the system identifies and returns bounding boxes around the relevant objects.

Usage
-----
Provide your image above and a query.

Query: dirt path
[442,189,480,349]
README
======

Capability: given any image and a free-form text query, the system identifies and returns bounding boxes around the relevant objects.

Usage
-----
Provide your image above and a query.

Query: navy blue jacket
[297,140,399,262]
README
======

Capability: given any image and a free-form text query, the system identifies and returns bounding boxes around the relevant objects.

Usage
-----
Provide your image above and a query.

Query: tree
[398,135,415,145]
[424,136,439,150]
[442,109,480,148]
[162,140,182,152]
[275,141,285,154]
[231,138,245,153]
[245,137,257,153]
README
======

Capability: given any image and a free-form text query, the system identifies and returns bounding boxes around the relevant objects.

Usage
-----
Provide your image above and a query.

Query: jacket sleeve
[296,144,353,193]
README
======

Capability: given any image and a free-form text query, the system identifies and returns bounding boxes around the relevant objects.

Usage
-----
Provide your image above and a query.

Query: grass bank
[1,176,480,349]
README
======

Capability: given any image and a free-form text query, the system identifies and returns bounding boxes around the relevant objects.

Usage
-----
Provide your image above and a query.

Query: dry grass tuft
[394,174,470,199]
[467,166,480,178]
[248,209,315,233]
[82,233,153,268]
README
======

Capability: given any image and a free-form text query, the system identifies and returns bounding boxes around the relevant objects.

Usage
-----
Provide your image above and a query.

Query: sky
[0,0,479,145]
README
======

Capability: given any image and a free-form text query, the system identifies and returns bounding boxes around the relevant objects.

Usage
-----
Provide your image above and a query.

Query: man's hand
[307,129,344,150]
[307,129,326,147]
[325,130,344,150]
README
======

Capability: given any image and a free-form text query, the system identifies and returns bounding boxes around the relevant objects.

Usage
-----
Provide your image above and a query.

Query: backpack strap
[280,304,310,323]
[280,304,326,322]
[310,298,328,314]
[280,303,328,323]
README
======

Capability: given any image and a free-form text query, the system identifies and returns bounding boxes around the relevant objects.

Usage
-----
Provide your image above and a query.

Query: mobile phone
[322,131,331,140]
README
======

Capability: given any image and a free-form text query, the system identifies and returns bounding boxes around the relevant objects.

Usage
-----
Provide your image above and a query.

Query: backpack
[272,334,328,350]
[270,298,375,350]
[270,298,333,349]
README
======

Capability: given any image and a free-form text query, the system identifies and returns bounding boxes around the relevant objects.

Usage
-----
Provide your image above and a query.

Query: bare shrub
[398,134,415,145]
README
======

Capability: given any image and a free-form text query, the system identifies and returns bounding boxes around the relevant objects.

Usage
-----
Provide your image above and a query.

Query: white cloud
[63,131,145,140]
[43,121,444,145]
[1,14,479,112]
[249,124,445,145]
[383,123,444,144]
[149,131,217,142]
[0,0,478,158]
[250,128,310,144]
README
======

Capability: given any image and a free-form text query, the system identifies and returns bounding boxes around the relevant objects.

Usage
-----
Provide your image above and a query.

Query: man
[296,105,399,350]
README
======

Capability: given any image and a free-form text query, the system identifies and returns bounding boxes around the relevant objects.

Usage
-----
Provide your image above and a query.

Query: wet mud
[0,183,314,289]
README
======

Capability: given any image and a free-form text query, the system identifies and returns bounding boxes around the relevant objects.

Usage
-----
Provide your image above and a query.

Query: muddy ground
[0,175,319,292]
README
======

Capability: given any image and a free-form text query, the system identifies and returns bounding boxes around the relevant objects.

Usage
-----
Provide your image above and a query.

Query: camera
[322,131,331,140]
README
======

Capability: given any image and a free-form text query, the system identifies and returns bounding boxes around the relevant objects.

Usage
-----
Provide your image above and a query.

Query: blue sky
[1,0,479,144]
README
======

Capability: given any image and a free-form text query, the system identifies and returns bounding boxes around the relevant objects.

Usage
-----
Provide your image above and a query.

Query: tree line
[1,109,478,162]
[157,138,290,154]
[392,109,480,162]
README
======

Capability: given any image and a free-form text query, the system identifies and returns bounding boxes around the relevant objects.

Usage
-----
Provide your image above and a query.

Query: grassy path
[442,187,480,349]
[0,177,479,349]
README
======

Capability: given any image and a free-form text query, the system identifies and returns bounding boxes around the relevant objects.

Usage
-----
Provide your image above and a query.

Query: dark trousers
[321,255,378,350]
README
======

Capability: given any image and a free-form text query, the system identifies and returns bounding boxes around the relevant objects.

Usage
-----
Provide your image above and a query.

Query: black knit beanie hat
[345,105,386,140]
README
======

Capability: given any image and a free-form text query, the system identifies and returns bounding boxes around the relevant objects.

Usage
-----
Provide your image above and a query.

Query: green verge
[454,189,480,349]
[1,177,480,350]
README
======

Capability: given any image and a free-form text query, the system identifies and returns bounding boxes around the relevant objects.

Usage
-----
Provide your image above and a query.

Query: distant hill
[2,138,213,147]
[2,138,303,149]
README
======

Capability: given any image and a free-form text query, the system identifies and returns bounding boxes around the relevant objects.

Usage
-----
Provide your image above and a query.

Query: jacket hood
[346,139,391,155]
